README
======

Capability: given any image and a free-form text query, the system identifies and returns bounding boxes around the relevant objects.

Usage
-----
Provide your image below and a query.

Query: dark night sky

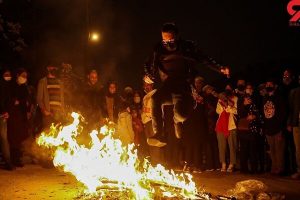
[1,0,299,88]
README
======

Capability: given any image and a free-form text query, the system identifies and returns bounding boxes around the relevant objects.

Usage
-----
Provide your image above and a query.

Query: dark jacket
[9,82,30,115]
[262,92,286,135]
[237,94,263,132]
[144,39,220,83]
[288,87,300,127]
[82,83,103,110]
[101,93,121,123]
[0,79,12,114]
[80,82,104,122]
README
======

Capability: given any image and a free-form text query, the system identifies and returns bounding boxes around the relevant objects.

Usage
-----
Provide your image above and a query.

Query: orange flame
[37,112,200,199]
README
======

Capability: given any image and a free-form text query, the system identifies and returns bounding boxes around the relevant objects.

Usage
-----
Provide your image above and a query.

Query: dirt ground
[1,164,300,200]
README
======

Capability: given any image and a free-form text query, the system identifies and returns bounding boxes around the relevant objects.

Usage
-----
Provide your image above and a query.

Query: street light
[89,31,100,42]
[84,0,101,67]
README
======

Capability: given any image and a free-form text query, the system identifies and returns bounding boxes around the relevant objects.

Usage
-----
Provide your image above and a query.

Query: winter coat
[216,95,238,133]
[116,111,134,145]
[37,77,65,113]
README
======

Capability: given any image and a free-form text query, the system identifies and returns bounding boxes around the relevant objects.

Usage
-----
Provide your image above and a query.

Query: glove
[143,75,154,84]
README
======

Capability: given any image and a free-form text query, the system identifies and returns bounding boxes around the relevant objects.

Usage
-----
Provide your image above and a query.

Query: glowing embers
[37,112,202,199]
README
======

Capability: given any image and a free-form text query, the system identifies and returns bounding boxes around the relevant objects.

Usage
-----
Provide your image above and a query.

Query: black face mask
[225,89,233,96]
[237,85,245,91]
[163,41,177,51]
[265,86,274,93]
[49,69,59,77]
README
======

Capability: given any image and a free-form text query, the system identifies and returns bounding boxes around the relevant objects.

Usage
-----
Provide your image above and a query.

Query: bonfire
[36,112,210,199]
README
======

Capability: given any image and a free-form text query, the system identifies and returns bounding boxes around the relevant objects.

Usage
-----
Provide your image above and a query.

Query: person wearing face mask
[215,83,238,172]
[235,78,246,97]
[262,78,286,175]
[237,82,265,174]
[278,69,299,175]
[0,68,15,170]
[37,63,65,129]
[7,68,30,168]
[144,22,224,147]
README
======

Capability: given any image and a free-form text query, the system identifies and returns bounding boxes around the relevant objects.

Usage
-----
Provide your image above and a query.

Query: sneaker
[174,122,183,139]
[4,163,16,171]
[147,134,167,147]
[291,172,300,179]
[192,168,202,174]
[221,163,226,172]
[227,164,234,172]
[13,161,24,168]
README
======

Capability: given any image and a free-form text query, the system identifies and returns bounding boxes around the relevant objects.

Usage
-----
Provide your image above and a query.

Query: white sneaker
[147,138,167,147]
[227,164,234,172]
[221,163,226,172]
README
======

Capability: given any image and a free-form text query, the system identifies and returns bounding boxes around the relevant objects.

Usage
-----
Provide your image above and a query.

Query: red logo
[287,0,300,26]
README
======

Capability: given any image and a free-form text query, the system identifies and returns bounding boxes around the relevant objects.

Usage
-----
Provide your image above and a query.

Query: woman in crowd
[215,84,238,172]
[102,81,121,123]
[132,91,143,115]
[238,82,264,173]
[7,68,31,167]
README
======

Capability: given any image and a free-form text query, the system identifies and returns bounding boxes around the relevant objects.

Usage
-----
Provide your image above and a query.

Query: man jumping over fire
[144,22,224,147]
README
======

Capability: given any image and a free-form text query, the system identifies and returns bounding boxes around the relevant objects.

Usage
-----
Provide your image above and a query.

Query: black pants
[284,129,297,174]
[182,105,207,169]
[10,147,23,165]
[151,79,193,135]
[164,105,182,168]
[239,131,265,173]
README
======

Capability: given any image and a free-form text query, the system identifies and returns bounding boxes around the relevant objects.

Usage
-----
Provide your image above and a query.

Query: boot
[147,133,167,147]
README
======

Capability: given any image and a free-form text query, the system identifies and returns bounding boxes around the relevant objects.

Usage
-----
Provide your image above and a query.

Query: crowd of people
[0,64,299,178]
[0,23,299,183]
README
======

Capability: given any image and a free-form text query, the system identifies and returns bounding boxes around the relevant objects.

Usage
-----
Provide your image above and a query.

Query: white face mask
[4,76,12,81]
[17,76,27,84]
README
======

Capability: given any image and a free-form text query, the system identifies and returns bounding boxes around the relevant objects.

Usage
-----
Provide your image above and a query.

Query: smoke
[22,136,54,167]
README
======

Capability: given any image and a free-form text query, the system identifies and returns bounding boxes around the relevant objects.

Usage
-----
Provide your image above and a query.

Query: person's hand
[244,97,252,105]
[220,66,230,78]
[287,125,293,132]
[143,75,154,84]
[195,95,204,104]
[14,100,20,105]
[1,112,9,119]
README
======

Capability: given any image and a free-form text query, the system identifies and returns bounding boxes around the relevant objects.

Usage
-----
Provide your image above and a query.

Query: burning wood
[36,112,204,199]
